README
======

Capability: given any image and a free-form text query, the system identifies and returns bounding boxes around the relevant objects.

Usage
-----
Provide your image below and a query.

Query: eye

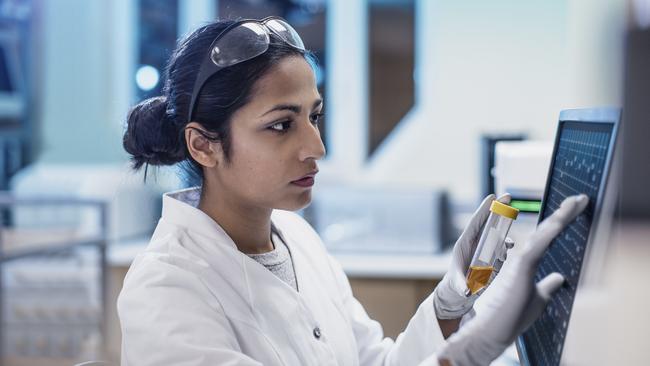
[310,112,324,126]
[269,120,292,133]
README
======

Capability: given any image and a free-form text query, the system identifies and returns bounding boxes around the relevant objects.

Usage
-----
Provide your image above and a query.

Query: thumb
[449,267,472,297]
[516,272,565,336]
[536,272,565,301]
[458,194,495,245]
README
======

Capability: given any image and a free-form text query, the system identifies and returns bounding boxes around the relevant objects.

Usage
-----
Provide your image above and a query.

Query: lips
[291,176,315,187]
[291,170,318,188]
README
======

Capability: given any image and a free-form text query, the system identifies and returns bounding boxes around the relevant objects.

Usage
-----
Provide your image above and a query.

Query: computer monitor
[480,134,526,199]
[516,108,620,366]
[0,26,25,120]
[619,27,650,218]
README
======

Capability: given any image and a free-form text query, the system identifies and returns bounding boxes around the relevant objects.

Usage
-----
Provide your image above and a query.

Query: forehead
[248,56,320,108]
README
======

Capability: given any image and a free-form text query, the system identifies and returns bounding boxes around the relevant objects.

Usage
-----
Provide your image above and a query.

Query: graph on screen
[518,117,616,366]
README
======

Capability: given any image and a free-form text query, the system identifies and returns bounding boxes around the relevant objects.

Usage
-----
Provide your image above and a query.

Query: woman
[118,17,588,365]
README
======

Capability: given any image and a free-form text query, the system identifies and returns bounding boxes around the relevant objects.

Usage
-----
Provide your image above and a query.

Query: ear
[184,122,223,168]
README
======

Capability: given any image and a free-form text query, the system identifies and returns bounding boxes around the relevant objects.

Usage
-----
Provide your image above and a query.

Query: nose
[297,118,326,162]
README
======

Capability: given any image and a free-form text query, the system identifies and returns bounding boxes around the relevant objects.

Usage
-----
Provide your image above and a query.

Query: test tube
[466,200,519,295]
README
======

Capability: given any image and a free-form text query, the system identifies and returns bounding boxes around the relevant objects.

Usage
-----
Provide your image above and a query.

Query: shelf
[108,241,451,280]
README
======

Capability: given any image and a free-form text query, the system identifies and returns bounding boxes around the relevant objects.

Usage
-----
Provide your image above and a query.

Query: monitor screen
[516,109,619,366]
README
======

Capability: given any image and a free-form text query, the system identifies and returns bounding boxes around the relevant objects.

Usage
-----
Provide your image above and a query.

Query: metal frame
[0,193,108,362]
[516,107,621,366]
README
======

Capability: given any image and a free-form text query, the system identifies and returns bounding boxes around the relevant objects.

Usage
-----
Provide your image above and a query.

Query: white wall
[40,0,136,163]
[36,0,628,202]
[324,0,369,178]
[178,0,217,37]
[362,0,627,202]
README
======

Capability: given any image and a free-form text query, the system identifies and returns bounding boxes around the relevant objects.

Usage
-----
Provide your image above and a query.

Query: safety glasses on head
[187,17,305,122]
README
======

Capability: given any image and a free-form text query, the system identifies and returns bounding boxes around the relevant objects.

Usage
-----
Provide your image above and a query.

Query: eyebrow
[259,98,323,117]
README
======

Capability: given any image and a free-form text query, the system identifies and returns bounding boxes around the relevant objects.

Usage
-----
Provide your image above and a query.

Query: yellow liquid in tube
[466,265,494,295]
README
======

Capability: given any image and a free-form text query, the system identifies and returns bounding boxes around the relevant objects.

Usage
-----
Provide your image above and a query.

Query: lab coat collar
[162,186,240,250]
[161,186,288,250]
[160,187,301,305]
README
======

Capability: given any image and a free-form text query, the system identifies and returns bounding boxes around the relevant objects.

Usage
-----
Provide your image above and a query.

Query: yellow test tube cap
[490,200,519,220]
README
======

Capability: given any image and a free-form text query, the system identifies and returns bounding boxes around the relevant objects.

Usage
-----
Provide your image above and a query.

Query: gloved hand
[436,194,589,366]
[433,193,512,320]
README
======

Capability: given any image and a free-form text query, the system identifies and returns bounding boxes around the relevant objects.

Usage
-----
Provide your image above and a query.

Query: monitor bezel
[515,107,620,366]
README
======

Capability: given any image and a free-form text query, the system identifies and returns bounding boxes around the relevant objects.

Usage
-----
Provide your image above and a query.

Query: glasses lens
[265,18,305,49]
[211,22,270,67]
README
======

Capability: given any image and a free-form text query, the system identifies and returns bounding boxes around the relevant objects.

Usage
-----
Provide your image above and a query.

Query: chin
[277,190,313,211]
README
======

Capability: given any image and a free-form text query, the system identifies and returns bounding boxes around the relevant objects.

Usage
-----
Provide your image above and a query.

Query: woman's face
[210,56,325,211]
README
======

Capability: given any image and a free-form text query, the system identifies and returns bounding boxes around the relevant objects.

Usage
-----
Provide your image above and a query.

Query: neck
[198,182,274,255]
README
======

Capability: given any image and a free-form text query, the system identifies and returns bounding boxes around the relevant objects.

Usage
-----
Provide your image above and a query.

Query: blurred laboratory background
[0,0,647,365]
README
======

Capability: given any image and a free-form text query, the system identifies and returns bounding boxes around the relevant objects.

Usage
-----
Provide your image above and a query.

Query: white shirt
[118,187,445,365]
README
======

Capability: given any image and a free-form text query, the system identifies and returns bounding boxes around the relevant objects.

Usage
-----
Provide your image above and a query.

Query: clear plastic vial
[466,200,519,295]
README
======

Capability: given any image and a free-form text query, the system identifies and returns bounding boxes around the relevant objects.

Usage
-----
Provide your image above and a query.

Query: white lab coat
[118,187,445,365]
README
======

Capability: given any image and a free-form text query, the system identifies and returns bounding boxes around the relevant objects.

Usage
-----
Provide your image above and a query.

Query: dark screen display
[521,121,613,366]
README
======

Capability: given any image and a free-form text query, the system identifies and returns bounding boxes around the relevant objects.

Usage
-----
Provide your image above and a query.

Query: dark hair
[123,19,314,185]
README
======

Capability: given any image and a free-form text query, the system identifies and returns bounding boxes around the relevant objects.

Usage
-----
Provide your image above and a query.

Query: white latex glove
[433,193,512,319]
[436,194,589,366]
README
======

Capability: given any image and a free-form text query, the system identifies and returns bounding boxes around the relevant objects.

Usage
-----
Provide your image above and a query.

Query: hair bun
[123,96,185,169]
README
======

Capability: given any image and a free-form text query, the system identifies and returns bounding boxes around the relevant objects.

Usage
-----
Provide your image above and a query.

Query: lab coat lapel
[274,215,358,366]
[242,222,340,365]
[173,214,323,366]
[242,254,319,360]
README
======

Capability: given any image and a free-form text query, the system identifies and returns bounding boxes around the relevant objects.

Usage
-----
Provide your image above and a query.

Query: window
[368,0,414,156]
[136,0,178,100]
